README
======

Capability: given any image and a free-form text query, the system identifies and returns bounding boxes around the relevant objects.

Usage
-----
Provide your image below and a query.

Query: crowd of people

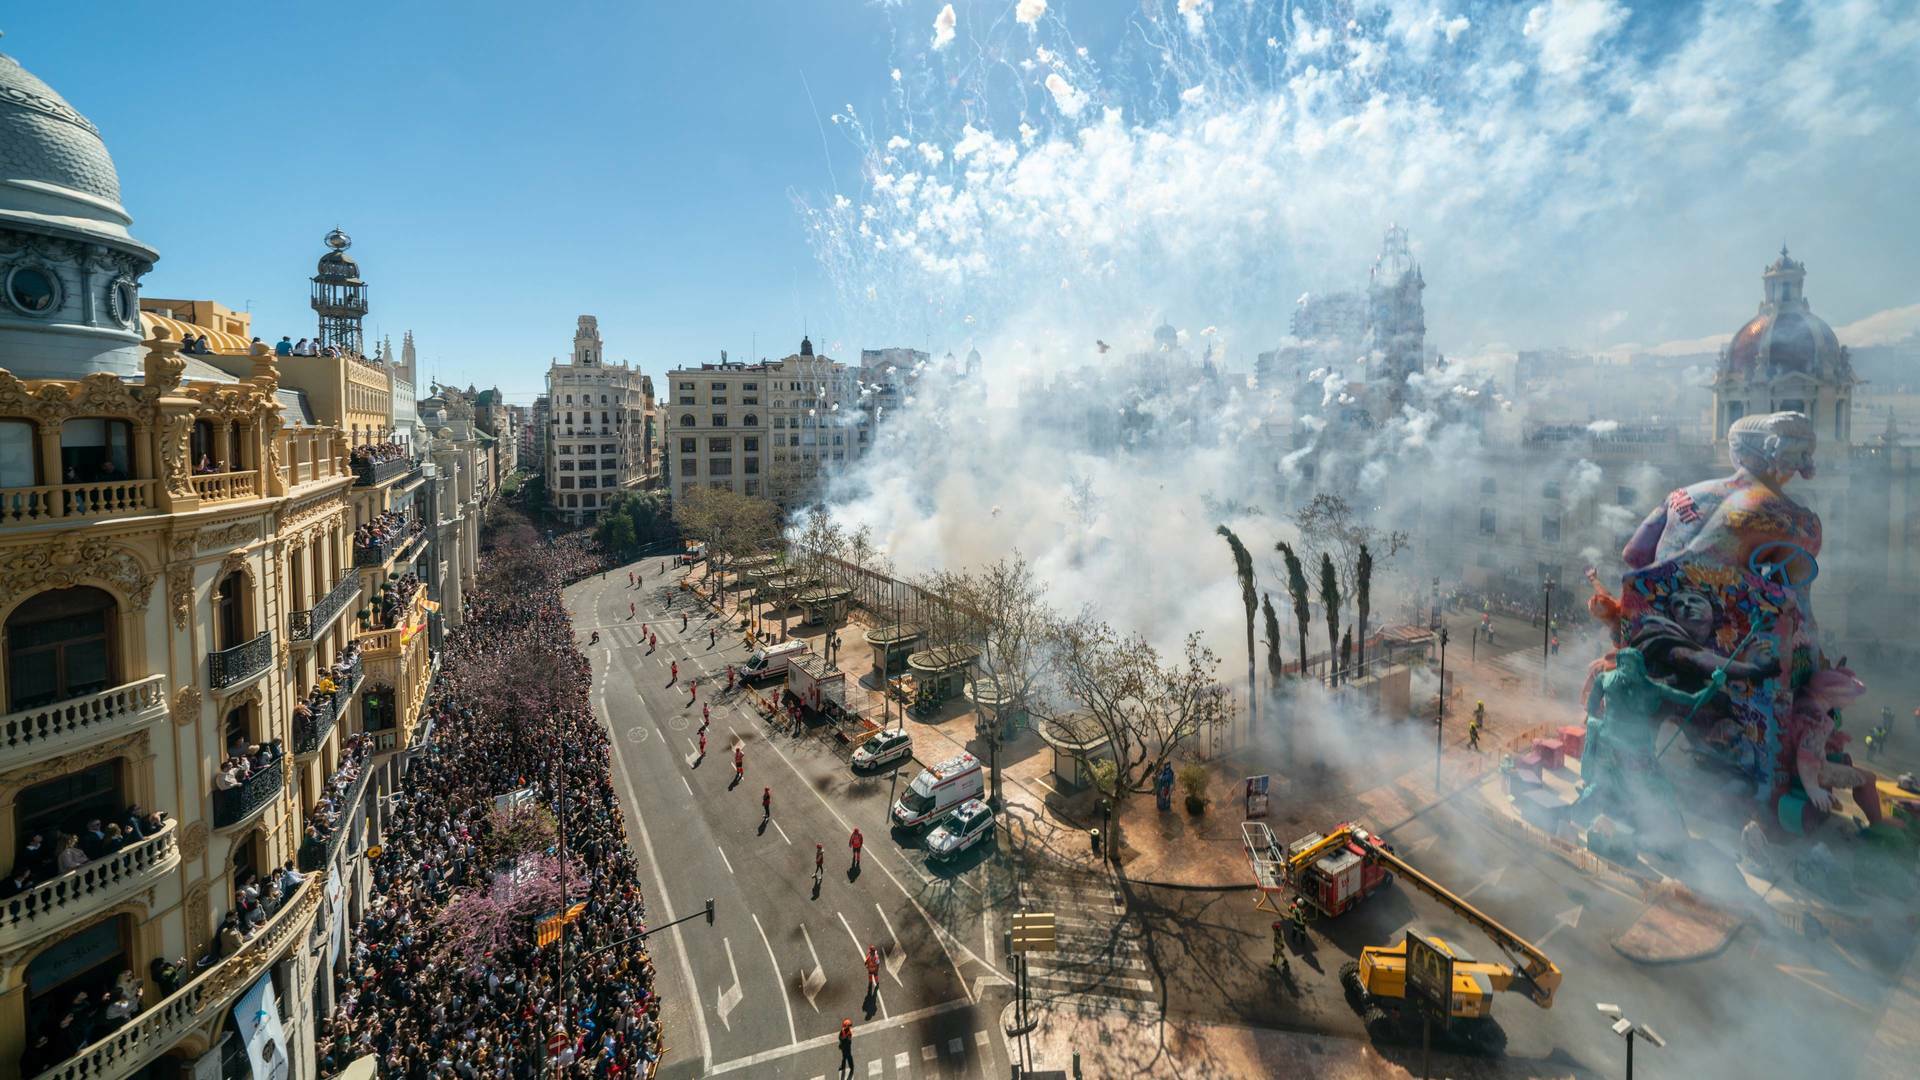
[301,734,374,870]
[371,573,425,630]
[354,510,422,557]
[3,805,170,901]
[213,739,283,796]
[351,442,411,470]
[271,335,352,358]
[319,517,661,1077]
[296,643,365,746]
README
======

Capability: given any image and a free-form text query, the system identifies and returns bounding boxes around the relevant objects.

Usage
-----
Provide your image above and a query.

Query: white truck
[786,654,847,714]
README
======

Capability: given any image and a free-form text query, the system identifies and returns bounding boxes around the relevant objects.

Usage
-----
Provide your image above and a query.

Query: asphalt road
[566,561,1019,1079]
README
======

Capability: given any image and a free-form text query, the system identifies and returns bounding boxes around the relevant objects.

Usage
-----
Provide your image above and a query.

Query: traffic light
[705,897,716,926]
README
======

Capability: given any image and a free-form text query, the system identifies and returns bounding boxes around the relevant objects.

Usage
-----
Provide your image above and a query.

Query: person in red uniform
[838,1018,855,1077]
[849,827,863,868]
[733,745,745,780]
[865,945,881,989]
[762,786,772,820]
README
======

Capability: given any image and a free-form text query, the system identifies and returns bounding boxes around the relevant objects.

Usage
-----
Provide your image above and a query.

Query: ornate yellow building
[0,49,445,1079]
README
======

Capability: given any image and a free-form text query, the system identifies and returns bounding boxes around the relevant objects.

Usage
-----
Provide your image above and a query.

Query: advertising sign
[1403,931,1454,1027]
[1243,774,1271,818]
[233,971,290,1080]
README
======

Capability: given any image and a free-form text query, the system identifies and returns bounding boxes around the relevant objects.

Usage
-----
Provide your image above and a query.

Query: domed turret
[310,228,369,355]
[800,335,814,357]
[1721,246,1845,380]
[0,49,158,378]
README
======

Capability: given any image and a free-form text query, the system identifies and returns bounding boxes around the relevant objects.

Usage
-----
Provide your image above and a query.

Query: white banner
[326,869,346,969]
[233,972,290,1080]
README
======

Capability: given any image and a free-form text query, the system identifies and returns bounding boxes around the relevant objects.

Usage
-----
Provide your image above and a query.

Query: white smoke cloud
[931,3,956,50]
[1016,0,1047,27]
[1523,0,1629,79]
[1043,72,1087,116]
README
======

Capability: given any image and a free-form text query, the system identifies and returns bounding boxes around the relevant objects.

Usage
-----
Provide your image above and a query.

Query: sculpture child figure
[1579,648,1728,853]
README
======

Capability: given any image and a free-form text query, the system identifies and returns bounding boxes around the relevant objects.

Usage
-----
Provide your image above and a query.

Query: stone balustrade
[0,819,178,953]
[188,469,259,503]
[0,675,168,771]
[31,876,321,1080]
[0,478,157,524]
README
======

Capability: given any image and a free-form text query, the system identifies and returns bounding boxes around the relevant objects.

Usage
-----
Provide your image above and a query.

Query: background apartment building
[664,337,869,509]
[542,316,655,525]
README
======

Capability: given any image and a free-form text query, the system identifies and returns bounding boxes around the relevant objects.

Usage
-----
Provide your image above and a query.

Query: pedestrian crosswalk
[1011,860,1158,1004]
[806,1028,993,1079]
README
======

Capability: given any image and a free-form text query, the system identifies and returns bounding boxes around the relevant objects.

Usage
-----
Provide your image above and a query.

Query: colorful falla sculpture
[1583,411,1884,839]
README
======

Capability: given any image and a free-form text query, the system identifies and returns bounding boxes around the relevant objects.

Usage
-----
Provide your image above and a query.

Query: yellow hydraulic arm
[1348,826,1563,1008]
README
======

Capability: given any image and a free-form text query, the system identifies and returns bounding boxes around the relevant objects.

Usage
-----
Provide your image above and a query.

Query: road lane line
[682,776,693,796]
[750,912,800,1045]
[597,658,714,1067]
[983,911,994,968]
[837,910,889,1019]
[799,923,827,1009]
[717,846,735,875]
[771,817,793,845]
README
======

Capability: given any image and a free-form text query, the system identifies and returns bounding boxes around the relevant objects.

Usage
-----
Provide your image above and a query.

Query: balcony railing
[189,469,258,503]
[0,478,157,525]
[0,674,168,771]
[298,757,373,873]
[213,748,284,828]
[32,875,320,1080]
[208,631,273,689]
[1,819,178,953]
[292,695,336,756]
[352,457,411,486]
[290,574,360,641]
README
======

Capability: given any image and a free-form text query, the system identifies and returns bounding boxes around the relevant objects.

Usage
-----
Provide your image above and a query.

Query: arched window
[680,414,696,427]
[742,414,759,427]
[0,419,36,487]
[7,586,118,711]
[24,912,128,1034]
[60,418,131,483]
[214,570,249,652]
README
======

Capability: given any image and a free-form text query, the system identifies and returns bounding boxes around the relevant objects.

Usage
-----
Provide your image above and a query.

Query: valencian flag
[535,901,588,947]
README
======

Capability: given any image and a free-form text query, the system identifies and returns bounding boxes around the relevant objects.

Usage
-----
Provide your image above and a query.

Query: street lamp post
[1430,576,1440,631]
[1435,625,1449,791]
[1541,575,1555,694]
[1595,1003,1665,1079]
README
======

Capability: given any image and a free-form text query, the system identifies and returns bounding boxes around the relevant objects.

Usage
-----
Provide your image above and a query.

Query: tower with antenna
[310,227,369,355]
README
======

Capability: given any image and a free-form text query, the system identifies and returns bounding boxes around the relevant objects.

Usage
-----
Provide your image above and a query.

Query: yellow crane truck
[1333,827,1563,1056]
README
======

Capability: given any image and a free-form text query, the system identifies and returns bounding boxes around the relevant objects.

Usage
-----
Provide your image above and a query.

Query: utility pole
[1435,625,1449,792]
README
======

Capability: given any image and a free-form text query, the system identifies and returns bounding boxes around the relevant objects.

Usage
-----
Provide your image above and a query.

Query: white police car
[925,798,995,863]
[851,729,913,770]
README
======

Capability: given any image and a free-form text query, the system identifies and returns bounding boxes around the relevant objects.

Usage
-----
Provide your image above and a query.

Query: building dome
[1722,246,1844,380]
[316,228,361,281]
[0,50,157,380]
[0,50,151,257]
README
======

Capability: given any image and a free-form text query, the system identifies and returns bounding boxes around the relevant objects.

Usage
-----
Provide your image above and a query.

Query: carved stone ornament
[199,521,260,551]
[158,408,197,498]
[217,550,256,589]
[0,536,156,614]
[282,494,348,533]
[172,685,202,727]
[0,729,149,803]
[180,821,209,861]
[183,882,211,956]
[167,561,194,631]
[0,369,146,424]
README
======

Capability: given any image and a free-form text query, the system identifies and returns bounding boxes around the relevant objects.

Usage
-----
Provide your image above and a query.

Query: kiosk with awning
[904,644,978,706]
[864,623,923,684]
[1035,713,1114,791]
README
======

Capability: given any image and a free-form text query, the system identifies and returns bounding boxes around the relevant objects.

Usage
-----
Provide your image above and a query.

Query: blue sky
[10,1,1918,403]
[7,2,918,402]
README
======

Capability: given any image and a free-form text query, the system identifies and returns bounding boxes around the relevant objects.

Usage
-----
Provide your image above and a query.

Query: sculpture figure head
[1664,589,1715,642]
[1729,411,1817,484]
[1613,647,1648,680]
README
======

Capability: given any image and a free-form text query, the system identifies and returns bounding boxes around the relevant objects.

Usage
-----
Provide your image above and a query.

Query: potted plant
[1179,764,1210,815]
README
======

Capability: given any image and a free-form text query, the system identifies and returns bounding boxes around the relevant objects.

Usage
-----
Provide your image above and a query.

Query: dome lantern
[310,227,369,356]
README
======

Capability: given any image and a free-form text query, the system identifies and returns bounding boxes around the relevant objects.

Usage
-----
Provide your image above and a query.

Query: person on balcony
[102,822,129,854]
[79,818,109,859]
[215,762,243,790]
[0,864,33,898]
[275,335,294,356]
[18,832,51,878]
[55,833,89,872]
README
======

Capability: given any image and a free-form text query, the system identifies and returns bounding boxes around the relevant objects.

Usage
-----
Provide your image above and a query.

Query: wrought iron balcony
[213,747,284,828]
[298,754,373,873]
[0,674,168,771]
[290,573,360,641]
[208,631,272,689]
[292,695,336,756]
[1,819,179,953]
[352,456,411,486]
[32,876,320,1080]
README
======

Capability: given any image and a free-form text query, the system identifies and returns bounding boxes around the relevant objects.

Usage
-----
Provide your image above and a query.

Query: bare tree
[1046,614,1231,862]
[920,554,1055,804]
[1216,525,1259,735]
[1292,493,1409,605]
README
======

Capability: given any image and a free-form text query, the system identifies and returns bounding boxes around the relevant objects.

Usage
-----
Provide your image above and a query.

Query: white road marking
[750,912,800,1046]
[921,1045,937,1062]
[983,911,995,968]
[1031,777,1058,796]
[771,817,793,845]
[894,1052,909,1070]
[716,937,743,1030]
[874,902,905,986]
[974,1030,989,1049]
[867,1061,881,1077]
[681,776,693,796]
[717,846,735,875]
[799,923,827,1009]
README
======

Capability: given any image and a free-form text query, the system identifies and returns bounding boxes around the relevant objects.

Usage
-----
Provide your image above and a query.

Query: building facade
[0,51,468,1080]
[663,337,870,508]
[542,317,654,524]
